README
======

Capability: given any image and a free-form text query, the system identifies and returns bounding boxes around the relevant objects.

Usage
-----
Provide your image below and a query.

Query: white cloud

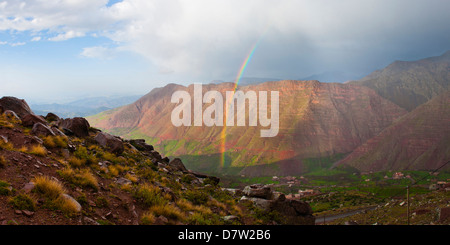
[80,46,115,59]
[10,41,25,46]
[48,30,85,41]
[0,0,449,81]
[31,36,41,42]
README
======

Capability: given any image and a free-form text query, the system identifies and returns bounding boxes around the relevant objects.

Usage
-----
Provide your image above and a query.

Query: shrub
[9,193,36,211]
[68,156,86,168]
[140,212,156,225]
[28,145,47,157]
[43,135,68,149]
[0,140,14,151]
[148,204,185,221]
[33,175,66,200]
[183,189,210,206]
[134,184,168,207]
[58,167,99,190]
[0,180,13,196]
[95,196,109,208]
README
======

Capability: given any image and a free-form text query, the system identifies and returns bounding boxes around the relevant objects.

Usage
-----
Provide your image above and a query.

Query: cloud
[48,30,85,41]
[10,41,25,47]
[31,36,41,42]
[0,0,450,82]
[80,46,115,59]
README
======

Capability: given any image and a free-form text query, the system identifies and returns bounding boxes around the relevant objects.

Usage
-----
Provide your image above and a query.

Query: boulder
[59,117,90,137]
[61,194,82,212]
[243,184,273,199]
[0,96,34,119]
[94,132,124,155]
[168,158,188,172]
[45,113,60,122]
[32,123,56,137]
[21,114,47,127]
[129,139,154,152]
[240,183,315,225]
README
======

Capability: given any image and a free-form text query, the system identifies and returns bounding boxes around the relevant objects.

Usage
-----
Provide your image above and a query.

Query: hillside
[335,90,450,172]
[350,51,450,111]
[88,80,407,177]
[0,96,314,225]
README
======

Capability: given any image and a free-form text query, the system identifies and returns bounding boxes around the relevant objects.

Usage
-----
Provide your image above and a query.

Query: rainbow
[219,36,265,168]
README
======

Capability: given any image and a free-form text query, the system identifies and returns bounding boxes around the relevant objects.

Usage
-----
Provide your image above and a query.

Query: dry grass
[0,140,14,151]
[134,183,170,207]
[28,145,48,156]
[68,156,86,168]
[148,204,185,221]
[58,167,99,190]
[140,212,156,225]
[0,113,18,128]
[0,156,7,168]
[32,175,80,214]
[43,135,68,149]
[33,175,66,200]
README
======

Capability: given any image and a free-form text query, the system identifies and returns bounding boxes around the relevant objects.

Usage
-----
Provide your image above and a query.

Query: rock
[0,96,34,119]
[83,216,100,225]
[272,192,286,202]
[59,117,90,137]
[21,114,47,127]
[61,194,82,212]
[0,135,8,144]
[15,210,22,215]
[240,196,273,211]
[154,215,169,225]
[168,158,188,172]
[150,150,162,161]
[45,113,60,122]
[22,210,34,217]
[32,123,56,137]
[243,184,273,199]
[94,132,124,155]
[345,221,359,225]
[115,177,132,186]
[223,215,239,222]
[0,105,3,114]
[50,126,66,136]
[129,139,154,152]
[4,110,21,122]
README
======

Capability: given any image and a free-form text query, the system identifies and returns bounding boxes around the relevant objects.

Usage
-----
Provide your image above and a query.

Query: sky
[1,0,450,103]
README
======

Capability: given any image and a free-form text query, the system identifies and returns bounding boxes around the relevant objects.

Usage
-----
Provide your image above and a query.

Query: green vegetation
[9,193,36,211]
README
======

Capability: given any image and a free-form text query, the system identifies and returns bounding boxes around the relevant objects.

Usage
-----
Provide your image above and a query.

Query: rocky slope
[350,51,450,111]
[0,96,314,225]
[88,80,407,176]
[335,90,450,172]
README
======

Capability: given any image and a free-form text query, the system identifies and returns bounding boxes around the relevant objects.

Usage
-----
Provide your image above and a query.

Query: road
[315,205,378,224]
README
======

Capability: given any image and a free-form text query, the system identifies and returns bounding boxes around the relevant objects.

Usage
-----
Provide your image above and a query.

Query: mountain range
[87,51,450,176]
[31,95,142,118]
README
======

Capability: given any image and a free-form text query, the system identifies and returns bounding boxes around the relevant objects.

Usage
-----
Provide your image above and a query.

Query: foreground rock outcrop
[238,184,315,225]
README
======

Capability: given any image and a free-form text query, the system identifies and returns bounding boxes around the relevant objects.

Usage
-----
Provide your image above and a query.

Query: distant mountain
[87,80,406,176]
[301,71,361,83]
[335,90,450,172]
[350,51,450,111]
[31,95,142,118]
